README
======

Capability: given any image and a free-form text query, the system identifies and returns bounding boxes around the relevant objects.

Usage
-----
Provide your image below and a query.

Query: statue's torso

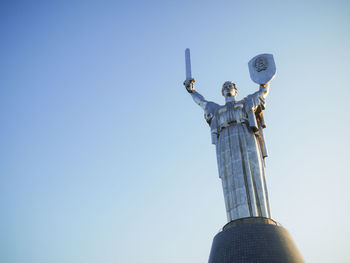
[206,101,249,134]
[215,101,248,129]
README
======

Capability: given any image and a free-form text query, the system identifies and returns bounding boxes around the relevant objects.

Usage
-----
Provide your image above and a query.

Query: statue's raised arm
[183,78,220,144]
[258,83,270,99]
[183,78,207,110]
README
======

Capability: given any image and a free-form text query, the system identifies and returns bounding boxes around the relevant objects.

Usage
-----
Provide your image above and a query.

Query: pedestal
[208,217,304,263]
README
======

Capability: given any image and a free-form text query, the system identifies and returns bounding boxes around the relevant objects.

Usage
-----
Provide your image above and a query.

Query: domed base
[208,217,304,263]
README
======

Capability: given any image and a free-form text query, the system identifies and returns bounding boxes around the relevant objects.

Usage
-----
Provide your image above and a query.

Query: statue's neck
[225,96,235,103]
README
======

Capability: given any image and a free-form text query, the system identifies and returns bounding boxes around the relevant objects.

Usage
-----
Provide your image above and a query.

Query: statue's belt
[218,120,249,132]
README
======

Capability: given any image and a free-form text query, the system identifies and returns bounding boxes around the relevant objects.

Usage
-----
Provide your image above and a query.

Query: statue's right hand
[183,78,195,93]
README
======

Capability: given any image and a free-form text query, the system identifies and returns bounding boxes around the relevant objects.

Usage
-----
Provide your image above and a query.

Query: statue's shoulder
[242,94,257,105]
[244,89,264,101]
[205,101,220,113]
[204,102,220,125]
[236,99,245,105]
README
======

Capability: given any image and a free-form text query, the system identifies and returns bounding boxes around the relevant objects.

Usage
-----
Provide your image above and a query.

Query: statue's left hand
[260,82,270,88]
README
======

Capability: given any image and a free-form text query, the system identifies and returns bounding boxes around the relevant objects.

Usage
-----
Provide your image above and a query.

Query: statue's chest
[216,103,247,126]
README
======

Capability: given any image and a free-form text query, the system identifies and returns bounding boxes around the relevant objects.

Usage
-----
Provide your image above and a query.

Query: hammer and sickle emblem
[254,56,269,72]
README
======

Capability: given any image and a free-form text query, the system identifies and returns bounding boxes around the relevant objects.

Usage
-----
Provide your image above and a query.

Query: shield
[248,54,276,85]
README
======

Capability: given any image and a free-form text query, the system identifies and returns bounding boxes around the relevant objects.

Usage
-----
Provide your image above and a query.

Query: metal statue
[184,49,276,222]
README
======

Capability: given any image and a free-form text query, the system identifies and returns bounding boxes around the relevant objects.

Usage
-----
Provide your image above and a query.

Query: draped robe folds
[201,89,271,222]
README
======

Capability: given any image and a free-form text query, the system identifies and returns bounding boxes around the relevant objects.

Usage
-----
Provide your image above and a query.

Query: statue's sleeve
[190,91,219,145]
[244,85,270,132]
[249,85,269,110]
[244,85,270,158]
[190,91,208,110]
[205,102,220,145]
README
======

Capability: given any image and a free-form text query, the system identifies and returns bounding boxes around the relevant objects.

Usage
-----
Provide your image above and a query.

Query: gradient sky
[1,1,350,262]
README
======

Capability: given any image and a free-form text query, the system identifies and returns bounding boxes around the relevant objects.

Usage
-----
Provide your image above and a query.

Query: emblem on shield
[248,54,276,85]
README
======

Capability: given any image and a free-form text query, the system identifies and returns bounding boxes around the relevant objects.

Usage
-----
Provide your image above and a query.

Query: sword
[185,48,192,80]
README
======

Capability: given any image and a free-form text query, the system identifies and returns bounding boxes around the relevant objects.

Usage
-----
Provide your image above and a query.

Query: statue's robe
[205,90,270,221]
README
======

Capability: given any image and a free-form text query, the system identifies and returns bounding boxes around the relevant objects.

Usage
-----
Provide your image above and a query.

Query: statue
[184,49,276,222]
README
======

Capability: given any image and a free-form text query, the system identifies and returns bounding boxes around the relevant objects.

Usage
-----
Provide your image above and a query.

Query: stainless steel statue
[184,49,276,222]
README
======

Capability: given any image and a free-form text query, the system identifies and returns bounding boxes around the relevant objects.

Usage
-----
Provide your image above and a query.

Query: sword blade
[185,48,192,79]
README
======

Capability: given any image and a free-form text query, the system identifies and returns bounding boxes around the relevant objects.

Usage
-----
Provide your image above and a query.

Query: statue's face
[222,82,237,97]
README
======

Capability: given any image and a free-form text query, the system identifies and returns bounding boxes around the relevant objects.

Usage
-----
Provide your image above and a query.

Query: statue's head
[221,81,237,98]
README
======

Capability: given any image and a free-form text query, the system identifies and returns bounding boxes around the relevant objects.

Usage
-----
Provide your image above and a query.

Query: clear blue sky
[1,1,350,262]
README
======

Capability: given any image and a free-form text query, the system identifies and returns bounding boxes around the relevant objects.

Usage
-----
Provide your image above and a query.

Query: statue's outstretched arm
[183,78,208,110]
[258,83,270,99]
[244,83,271,133]
[191,91,208,110]
[184,78,219,145]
